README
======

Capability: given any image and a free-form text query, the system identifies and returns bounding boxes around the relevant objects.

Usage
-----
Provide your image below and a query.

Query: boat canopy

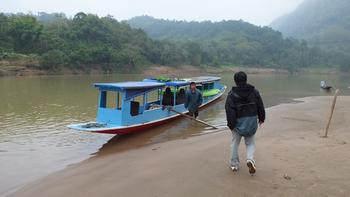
[187,76,221,84]
[94,81,165,100]
[143,79,190,87]
[94,81,165,91]
[164,80,189,87]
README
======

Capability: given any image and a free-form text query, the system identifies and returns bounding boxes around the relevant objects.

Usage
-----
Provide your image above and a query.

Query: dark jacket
[185,89,203,112]
[162,88,174,106]
[225,84,265,130]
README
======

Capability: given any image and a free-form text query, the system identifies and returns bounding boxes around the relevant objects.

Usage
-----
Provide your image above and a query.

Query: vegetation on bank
[0,12,349,75]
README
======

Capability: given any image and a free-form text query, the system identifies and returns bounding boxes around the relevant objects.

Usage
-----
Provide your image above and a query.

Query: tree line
[129,16,350,71]
[0,13,348,72]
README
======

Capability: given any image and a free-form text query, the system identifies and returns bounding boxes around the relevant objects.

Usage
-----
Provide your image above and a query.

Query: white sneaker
[247,160,256,174]
[230,166,239,172]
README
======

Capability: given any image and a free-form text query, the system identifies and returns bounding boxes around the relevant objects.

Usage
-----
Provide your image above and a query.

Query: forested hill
[128,15,347,70]
[128,16,268,41]
[0,12,348,74]
[271,0,350,53]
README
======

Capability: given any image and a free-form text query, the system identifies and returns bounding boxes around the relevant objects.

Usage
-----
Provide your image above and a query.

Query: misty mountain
[35,12,67,23]
[127,15,340,70]
[271,0,350,52]
[128,15,277,41]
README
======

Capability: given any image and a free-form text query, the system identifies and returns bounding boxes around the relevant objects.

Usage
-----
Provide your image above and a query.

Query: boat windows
[133,94,144,104]
[146,89,162,110]
[99,91,122,110]
[209,83,214,89]
[203,83,209,90]
[147,90,159,103]
[130,101,140,116]
[131,95,144,116]
[130,89,163,115]
[203,83,214,91]
[196,85,203,91]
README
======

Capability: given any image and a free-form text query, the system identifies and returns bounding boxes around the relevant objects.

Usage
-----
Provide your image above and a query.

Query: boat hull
[68,86,226,135]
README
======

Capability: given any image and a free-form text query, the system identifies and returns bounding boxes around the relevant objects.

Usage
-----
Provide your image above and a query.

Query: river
[1,73,350,196]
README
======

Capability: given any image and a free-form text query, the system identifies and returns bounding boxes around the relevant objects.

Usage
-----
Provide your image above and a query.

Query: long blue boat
[68,76,226,134]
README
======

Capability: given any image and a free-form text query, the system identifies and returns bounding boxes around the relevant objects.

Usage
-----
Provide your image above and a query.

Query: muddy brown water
[1,73,350,196]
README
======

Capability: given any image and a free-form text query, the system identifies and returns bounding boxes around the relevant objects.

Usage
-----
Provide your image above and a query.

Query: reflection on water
[1,73,350,195]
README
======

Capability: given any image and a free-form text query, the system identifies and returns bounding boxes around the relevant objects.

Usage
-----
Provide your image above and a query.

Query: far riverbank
[0,60,343,77]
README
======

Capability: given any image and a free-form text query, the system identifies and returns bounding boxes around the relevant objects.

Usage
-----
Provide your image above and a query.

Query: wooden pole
[323,89,340,138]
[151,104,218,129]
[167,108,218,129]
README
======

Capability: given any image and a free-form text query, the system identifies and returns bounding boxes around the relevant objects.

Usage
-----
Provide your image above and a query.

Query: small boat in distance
[68,76,226,134]
[320,81,332,90]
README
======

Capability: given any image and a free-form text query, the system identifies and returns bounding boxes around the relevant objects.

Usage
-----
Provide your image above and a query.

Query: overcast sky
[0,0,303,26]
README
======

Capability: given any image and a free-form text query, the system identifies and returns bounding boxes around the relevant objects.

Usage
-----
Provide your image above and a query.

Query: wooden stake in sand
[323,89,340,138]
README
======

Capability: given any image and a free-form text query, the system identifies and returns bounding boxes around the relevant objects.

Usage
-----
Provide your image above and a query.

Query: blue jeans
[230,130,255,168]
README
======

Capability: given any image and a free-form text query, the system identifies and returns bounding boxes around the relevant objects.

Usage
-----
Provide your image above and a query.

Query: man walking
[185,82,203,118]
[225,71,265,174]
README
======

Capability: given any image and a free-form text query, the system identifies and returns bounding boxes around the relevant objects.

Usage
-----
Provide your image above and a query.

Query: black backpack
[230,91,258,137]
[231,91,258,119]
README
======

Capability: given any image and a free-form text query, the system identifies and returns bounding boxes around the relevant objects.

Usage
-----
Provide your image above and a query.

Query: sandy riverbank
[8,96,350,197]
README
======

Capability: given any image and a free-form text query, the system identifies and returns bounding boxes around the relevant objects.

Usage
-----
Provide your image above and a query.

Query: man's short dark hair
[234,71,247,86]
[190,82,196,86]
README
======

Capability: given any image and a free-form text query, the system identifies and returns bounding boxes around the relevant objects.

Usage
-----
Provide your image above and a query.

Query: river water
[1,73,350,195]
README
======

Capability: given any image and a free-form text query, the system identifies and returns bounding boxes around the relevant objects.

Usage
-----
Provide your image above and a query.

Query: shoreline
[0,63,344,77]
[7,96,350,197]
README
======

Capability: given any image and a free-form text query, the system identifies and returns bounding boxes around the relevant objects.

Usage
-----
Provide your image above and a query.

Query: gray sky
[0,0,303,26]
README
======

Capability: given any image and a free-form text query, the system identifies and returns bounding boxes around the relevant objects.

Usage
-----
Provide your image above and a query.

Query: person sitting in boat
[176,88,186,105]
[162,87,174,106]
[185,82,203,118]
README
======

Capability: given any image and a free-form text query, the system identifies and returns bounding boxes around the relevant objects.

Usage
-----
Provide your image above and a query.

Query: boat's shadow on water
[93,98,227,157]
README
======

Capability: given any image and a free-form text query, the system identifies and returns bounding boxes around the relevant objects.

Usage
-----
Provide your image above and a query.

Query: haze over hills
[271,0,350,53]
[129,16,269,40]
[128,15,349,70]
[128,15,280,41]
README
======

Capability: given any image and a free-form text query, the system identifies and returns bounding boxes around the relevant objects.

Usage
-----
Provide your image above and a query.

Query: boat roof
[143,79,189,87]
[166,80,190,86]
[94,81,165,91]
[185,76,221,84]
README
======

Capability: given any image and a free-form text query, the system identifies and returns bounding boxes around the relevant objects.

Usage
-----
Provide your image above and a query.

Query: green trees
[0,14,12,52]
[184,42,201,66]
[128,16,341,69]
[41,49,65,70]
[8,15,43,53]
[0,12,346,72]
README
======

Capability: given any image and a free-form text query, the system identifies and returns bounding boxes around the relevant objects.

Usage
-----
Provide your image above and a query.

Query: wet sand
[8,96,350,197]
